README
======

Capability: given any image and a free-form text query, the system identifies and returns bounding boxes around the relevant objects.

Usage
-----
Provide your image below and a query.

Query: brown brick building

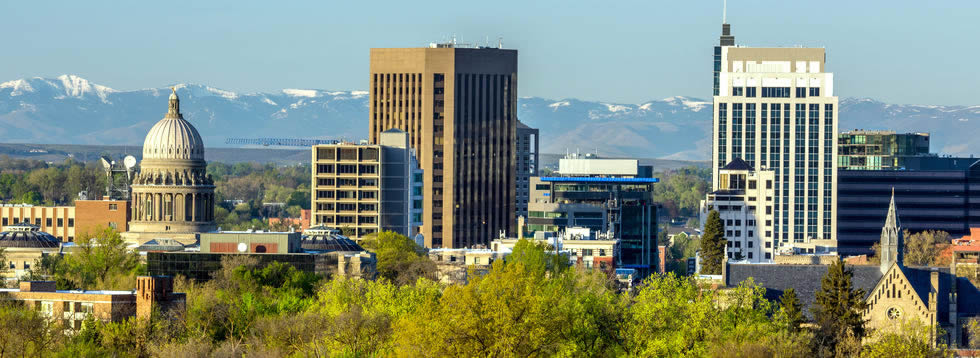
[0,199,130,242]
[369,45,517,248]
[0,277,185,329]
[75,199,130,235]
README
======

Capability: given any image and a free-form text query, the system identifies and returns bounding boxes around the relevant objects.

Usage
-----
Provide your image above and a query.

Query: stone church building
[724,192,980,347]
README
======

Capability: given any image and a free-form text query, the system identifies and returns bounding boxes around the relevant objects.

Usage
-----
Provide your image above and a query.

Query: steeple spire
[880,188,904,273]
[167,87,182,119]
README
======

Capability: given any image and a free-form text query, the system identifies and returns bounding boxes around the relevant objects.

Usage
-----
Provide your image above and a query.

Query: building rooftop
[0,223,61,248]
[539,177,659,183]
[722,158,754,171]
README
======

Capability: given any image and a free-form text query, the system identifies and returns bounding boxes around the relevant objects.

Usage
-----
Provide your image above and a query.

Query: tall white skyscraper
[712,23,838,253]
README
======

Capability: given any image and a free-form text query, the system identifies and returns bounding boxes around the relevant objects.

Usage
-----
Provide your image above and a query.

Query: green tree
[904,230,951,267]
[699,210,726,275]
[0,302,64,356]
[393,240,605,357]
[779,288,805,332]
[361,231,436,285]
[19,191,42,205]
[812,260,868,357]
[62,226,142,290]
[966,317,980,349]
[860,321,950,358]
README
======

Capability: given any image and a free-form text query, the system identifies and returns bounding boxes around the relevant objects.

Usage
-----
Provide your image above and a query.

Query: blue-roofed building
[525,154,659,278]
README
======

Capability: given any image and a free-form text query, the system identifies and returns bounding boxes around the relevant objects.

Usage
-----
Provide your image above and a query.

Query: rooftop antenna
[723,0,727,24]
[498,37,503,49]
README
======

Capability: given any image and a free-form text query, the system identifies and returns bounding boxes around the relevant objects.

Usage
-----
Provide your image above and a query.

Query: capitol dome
[142,88,205,161]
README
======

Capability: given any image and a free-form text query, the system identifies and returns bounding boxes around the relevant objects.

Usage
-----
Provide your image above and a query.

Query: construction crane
[225,137,340,147]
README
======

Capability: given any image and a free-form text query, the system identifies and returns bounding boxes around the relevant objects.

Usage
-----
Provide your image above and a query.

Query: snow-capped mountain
[1,75,978,160]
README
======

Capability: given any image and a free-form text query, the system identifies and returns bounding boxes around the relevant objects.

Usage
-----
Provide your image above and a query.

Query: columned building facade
[712,23,838,252]
[125,89,215,245]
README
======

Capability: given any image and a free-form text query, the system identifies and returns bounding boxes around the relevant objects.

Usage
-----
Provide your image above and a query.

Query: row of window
[1,217,73,227]
[731,86,820,98]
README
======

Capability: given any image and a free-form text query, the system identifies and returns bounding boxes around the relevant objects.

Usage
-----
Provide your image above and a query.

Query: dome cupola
[142,88,205,161]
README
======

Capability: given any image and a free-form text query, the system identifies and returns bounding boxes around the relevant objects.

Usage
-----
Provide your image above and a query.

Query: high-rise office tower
[369,44,517,248]
[515,120,539,220]
[712,23,839,252]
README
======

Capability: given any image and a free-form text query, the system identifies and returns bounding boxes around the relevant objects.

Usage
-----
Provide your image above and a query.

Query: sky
[0,0,977,106]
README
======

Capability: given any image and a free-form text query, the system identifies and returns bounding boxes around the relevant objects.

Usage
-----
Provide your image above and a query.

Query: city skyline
[1,1,977,106]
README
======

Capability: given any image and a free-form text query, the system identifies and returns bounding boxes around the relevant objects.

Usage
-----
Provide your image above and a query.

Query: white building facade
[701,159,776,262]
[712,24,838,252]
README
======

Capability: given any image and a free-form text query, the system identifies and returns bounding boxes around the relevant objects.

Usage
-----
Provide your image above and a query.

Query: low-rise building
[0,199,131,243]
[147,227,376,281]
[527,154,659,277]
[0,223,64,280]
[0,276,184,329]
[268,209,312,232]
[700,159,779,262]
[492,227,618,273]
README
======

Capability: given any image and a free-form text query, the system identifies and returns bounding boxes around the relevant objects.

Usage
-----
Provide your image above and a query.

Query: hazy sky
[1,1,977,105]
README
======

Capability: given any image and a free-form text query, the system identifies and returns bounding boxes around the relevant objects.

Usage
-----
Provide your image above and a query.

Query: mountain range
[2,75,978,160]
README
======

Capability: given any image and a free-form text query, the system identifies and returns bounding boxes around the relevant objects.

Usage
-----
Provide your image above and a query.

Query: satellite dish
[237,242,248,253]
[123,155,137,169]
[99,156,112,170]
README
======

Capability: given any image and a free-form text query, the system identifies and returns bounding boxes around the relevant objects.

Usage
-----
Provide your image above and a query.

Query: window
[23,261,30,269]
[748,180,756,189]
[1,218,5,225]
[761,87,790,98]
[735,231,741,237]
[582,249,594,256]
[412,187,422,196]
[46,218,52,226]
[735,220,741,226]
[766,180,772,189]
[765,241,771,248]
[748,231,754,238]
[40,301,53,317]
[473,257,481,265]
[796,87,807,98]
[68,218,74,227]
[765,253,771,259]
[734,241,741,247]
[535,184,551,190]
[748,252,753,259]
[809,87,820,97]
[57,218,63,226]
[109,204,118,211]
[746,87,757,97]
[732,87,743,96]
[726,220,733,226]
[34,218,40,226]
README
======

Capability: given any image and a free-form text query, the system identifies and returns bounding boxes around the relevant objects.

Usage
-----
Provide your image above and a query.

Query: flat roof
[540,177,659,183]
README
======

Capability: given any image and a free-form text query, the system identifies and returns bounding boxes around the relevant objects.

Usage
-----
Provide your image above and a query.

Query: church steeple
[880,188,904,273]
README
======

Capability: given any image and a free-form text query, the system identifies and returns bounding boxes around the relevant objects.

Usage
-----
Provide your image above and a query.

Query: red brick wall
[76,200,130,236]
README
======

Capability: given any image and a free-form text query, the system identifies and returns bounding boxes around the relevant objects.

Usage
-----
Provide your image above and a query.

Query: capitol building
[123,88,215,245]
